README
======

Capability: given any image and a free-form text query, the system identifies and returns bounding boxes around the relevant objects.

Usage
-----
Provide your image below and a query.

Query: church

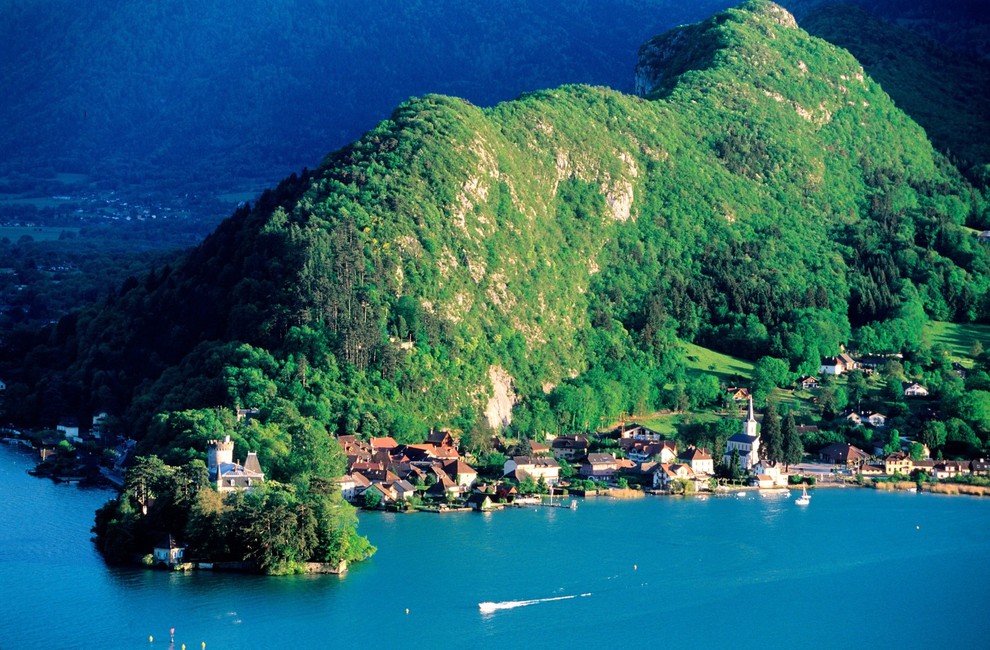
[723,398,761,470]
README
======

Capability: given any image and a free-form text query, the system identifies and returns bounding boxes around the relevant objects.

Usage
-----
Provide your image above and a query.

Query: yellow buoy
[405,608,410,614]
[149,636,154,643]
[633,564,637,571]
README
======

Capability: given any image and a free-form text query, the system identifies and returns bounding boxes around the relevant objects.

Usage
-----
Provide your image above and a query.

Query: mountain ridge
[2,1,986,453]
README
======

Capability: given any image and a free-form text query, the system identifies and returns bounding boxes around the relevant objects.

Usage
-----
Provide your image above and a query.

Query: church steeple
[743,397,758,437]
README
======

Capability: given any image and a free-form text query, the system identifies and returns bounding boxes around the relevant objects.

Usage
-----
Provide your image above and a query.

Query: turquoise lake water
[2,442,990,649]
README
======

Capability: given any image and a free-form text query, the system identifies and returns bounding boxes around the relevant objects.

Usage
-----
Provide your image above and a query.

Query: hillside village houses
[819,353,857,375]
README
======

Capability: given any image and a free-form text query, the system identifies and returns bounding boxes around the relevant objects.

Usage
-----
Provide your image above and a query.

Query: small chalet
[819,353,856,376]
[153,534,185,567]
[903,382,929,398]
[425,429,457,448]
[865,412,887,428]
[467,493,495,511]
[797,375,819,390]
[678,446,714,475]
[972,459,990,476]
[550,435,590,461]
[339,475,359,501]
[726,387,751,402]
[819,442,869,467]
[624,439,677,463]
[579,453,618,480]
[529,441,551,456]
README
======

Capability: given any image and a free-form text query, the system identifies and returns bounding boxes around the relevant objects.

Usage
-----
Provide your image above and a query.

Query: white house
[904,383,929,397]
[153,535,185,567]
[819,353,856,376]
[57,417,81,443]
[753,461,788,487]
[865,412,887,427]
[723,398,760,470]
[678,446,715,476]
[503,456,561,485]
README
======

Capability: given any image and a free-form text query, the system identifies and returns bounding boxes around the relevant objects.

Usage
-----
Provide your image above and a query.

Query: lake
[2,442,989,649]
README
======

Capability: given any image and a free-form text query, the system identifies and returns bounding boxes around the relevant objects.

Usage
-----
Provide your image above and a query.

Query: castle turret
[207,435,234,477]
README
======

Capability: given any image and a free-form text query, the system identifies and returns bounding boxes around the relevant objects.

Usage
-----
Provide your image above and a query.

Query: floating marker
[405,608,409,614]
[149,636,154,643]
[633,564,637,571]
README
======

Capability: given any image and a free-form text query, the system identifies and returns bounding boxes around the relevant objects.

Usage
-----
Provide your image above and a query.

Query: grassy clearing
[683,342,753,383]
[924,321,990,365]
[634,411,724,435]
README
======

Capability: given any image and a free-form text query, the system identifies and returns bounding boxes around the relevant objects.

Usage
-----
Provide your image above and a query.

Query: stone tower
[207,435,234,476]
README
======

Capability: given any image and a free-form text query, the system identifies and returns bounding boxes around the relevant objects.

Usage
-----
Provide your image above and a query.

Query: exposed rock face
[485,365,516,429]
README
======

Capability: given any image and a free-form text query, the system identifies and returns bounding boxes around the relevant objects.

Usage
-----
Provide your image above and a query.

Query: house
[152,534,185,567]
[579,453,618,480]
[819,353,857,376]
[678,446,714,476]
[903,382,929,398]
[503,456,561,485]
[752,461,788,487]
[726,387,751,402]
[858,464,886,476]
[467,493,496,511]
[364,482,396,504]
[426,473,461,500]
[977,230,990,243]
[442,459,478,490]
[235,408,260,423]
[339,475,359,501]
[425,429,457,448]
[369,437,400,452]
[933,461,969,479]
[971,459,990,476]
[624,440,677,463]
[550,435,590,461]
[91,412,109,439]
[393,479,417,501]
[819,443,869,467]
[208,436,265,493]
[845,412,863,427]
[797,375,819,390]
[57,417,81,443]
[530,441,551,456]
[723,398,760,470]
[653,463,696,490]
[865,412,887,428]
[884,452,913,475]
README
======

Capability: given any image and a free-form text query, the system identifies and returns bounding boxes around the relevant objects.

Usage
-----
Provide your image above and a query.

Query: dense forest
[2,0,985,201]
[4,0,988,450]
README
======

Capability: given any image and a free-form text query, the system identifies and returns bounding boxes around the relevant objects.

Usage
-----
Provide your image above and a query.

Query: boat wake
[479,593,591,614]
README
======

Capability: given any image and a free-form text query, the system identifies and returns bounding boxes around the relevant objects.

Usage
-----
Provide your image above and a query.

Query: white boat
[795,485,811,506]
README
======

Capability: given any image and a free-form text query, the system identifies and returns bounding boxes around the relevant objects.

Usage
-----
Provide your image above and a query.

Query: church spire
[742,396,758,437]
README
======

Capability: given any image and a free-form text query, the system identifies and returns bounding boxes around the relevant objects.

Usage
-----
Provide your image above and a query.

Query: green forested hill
[798,4,990,185]
[3,1,988,459]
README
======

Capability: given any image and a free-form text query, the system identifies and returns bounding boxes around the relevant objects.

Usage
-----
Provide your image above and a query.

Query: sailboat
[795,485,811,506]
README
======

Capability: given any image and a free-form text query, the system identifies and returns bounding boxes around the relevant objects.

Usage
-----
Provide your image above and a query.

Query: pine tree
[761,402,783,464]
[782,412,803,470]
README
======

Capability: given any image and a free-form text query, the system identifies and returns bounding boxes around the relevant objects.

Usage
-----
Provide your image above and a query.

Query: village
[4,344,990,532]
